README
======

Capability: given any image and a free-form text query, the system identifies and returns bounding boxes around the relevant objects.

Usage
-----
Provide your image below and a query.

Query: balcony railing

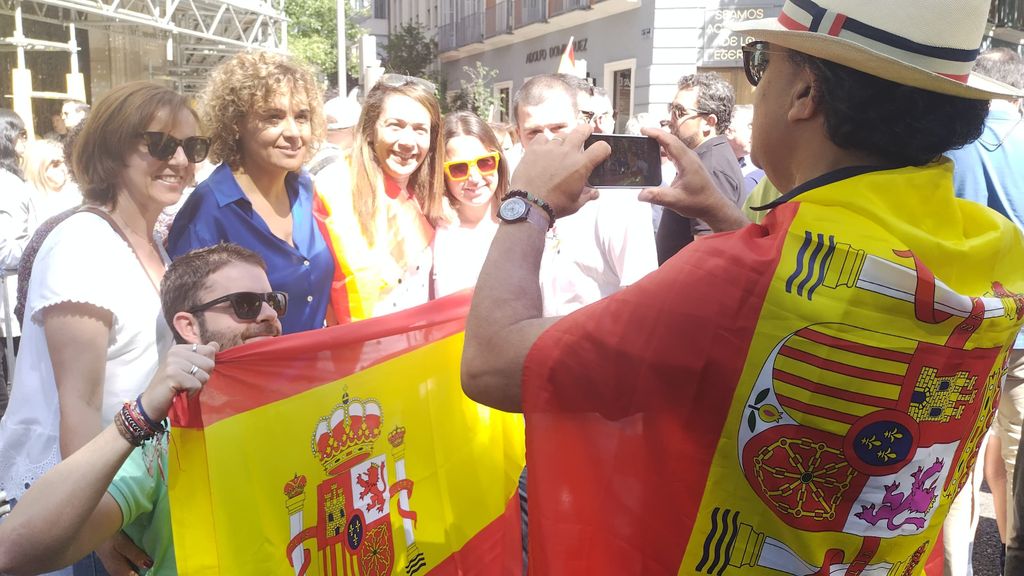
[440,0,595,52]
[991,0,1024,28]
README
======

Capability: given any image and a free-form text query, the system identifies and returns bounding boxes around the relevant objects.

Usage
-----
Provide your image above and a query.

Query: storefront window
[612,68,632,134]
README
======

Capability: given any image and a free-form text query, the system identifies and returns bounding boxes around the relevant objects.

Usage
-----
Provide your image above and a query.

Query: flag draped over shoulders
[523,162,1024,575]
[313,162,434,324]
[168,292,524,576]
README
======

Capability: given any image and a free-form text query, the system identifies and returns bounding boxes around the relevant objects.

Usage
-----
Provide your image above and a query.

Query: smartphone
[584,134,663,188]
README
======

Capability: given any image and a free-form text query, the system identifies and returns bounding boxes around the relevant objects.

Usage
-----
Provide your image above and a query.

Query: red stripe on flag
[775,393,861,425]
[773,369,899,409]
[796,328,914,364]
[827,14,846,36]
[778,11,809,31]
[779,345,905,385]
[170,291,472,429]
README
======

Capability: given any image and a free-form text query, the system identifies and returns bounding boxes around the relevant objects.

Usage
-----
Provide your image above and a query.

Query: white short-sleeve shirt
[0,212,172,504]
[539,191,658,317]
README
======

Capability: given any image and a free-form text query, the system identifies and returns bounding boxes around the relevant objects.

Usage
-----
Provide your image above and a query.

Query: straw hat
[730,0,1023,100]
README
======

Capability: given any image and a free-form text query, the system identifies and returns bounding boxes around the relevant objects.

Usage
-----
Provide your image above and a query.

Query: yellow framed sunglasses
[443,152,500,181]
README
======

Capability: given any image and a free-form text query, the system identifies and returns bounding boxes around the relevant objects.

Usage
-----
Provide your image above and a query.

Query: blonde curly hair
[200,50,325,167]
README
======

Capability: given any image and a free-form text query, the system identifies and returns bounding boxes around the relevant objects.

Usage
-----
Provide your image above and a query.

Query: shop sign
[525,37,589,65]
[701,2,783,67]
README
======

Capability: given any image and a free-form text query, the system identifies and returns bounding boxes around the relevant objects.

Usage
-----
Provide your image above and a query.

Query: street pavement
[975,482,1003,576]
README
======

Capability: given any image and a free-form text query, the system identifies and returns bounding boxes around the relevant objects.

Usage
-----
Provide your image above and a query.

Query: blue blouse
[166,163,333,334]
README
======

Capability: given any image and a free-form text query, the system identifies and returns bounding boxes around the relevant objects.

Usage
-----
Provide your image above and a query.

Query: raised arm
[0,342,217,575]
[461,125,609,412]
[639,127,751,234]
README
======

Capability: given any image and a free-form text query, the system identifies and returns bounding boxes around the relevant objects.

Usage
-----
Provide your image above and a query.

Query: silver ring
[550,137,564,143]
[192,343,198,353]
[189,364,199,377]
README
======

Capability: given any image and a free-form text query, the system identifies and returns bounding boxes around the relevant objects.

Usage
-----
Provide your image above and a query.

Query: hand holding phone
[584,134,662,188]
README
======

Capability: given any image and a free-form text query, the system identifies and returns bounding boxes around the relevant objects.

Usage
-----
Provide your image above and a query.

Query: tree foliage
[449,62,499,120]
[286,0,366,84]
[383,21,437,78]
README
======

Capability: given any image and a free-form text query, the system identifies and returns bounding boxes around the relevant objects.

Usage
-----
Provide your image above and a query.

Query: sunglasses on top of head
[443,152,500,181]
[140,131,211,163]
[188,291,288,320]
[380,73,437,94]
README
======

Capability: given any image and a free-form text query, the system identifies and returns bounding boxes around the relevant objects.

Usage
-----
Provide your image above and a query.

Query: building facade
[434,0,1024,127]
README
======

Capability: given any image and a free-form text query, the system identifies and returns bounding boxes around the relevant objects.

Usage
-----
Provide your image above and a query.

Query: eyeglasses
[742,41,789,87]
[189,291,288,320]
[380,73,437,94]
[578,109,596,124]
[141,132,210,164]
[668,104,712,122]
[443,152,500,181]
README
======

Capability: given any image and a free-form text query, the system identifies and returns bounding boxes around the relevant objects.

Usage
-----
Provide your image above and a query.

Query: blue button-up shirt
[166,163,333,334]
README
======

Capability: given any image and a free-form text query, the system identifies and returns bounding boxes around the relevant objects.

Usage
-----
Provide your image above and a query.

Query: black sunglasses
[141,131,211,163]
[189,291,288,320]
[742,41,790,87]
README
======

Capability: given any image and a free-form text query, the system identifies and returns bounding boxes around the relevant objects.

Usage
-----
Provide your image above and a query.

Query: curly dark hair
[788,52,990,166]
[677,72,735,134]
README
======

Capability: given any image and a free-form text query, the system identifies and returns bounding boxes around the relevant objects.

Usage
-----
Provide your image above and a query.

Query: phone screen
[584,134,663,188]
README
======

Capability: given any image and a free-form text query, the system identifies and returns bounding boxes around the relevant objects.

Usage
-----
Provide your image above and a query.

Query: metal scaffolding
[1,0,288,131]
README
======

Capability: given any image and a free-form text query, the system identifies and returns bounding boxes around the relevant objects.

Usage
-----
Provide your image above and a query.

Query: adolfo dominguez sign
[701,2,783,67]
[526,38,589,65]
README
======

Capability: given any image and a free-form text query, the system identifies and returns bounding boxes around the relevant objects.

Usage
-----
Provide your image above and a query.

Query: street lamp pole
[337,0,348,94]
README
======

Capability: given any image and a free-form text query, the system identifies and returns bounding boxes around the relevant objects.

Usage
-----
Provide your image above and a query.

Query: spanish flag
[557,37,576,76]
[522,163,1024,575]
[168,291,524,575]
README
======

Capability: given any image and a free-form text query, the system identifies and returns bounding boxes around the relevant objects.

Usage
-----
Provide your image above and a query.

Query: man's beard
[197,316,280,349]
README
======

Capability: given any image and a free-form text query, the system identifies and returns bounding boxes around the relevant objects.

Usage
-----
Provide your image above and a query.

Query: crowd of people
[0,0,1024,572]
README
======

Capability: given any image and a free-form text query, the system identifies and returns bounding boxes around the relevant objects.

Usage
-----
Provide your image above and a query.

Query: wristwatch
[498,196,551,230]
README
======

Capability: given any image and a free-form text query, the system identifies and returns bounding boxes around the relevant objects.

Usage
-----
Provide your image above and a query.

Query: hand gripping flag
[168,291,524,576]
[521,162,1024,575]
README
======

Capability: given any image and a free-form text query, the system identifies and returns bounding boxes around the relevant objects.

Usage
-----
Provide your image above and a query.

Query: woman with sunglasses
[431,111,509,298]
[315,75,445,321]
[0,82,205,575]
[166,50,333,335]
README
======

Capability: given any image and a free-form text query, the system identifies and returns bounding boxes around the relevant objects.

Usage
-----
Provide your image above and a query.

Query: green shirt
[107,443,176,574]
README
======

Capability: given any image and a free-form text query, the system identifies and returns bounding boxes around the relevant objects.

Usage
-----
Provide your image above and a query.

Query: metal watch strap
[503,190,555,229]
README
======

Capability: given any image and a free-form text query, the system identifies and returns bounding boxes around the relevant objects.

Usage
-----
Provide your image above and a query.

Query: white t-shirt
[0,212,172,504]
[539,191,658,317]
[431,218,499,298]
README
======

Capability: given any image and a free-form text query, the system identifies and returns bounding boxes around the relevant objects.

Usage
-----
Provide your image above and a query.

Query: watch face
[499,197,528,222]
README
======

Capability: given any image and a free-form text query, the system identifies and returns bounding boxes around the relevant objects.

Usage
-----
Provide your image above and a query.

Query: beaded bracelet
[114,400,158,447]
[503,190,556,229]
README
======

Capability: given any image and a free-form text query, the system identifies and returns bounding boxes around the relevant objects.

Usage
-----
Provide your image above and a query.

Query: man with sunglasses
[0,243,282,574]
[655,72,745,265]
[463,0,1024,573]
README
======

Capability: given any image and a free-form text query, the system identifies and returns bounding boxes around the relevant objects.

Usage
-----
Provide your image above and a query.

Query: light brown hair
[201,50,325,167]
[71,81,197,207]
[349,81,446,244]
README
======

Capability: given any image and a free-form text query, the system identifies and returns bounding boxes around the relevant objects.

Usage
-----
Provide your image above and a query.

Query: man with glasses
[656,72,745,265]
[0,243,282,574]
[462,0,1024,573]
[60,100,90,131]
[590,87,616,134]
